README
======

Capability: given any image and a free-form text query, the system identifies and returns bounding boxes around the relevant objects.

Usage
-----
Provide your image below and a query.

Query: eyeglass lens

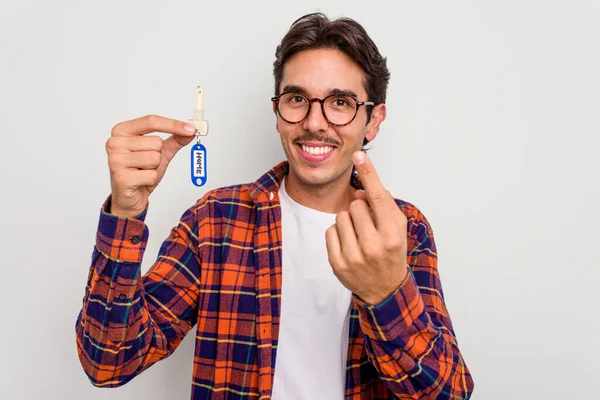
[277,93,359,125]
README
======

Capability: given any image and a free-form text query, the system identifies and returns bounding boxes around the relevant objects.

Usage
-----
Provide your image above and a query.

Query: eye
[287,94,307,104]
[328,95,355,108]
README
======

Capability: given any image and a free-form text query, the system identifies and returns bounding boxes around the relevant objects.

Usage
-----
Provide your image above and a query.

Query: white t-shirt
[271,179,353,400]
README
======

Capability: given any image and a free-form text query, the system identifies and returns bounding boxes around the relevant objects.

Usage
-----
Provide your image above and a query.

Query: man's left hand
[326,151,409,306]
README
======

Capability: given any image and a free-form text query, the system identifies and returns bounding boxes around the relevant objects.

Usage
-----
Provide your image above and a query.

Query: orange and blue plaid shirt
[76,161,473,399]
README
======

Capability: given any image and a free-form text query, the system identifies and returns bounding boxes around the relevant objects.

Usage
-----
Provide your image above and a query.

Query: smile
[296,143,336,162]
[300,144,334,155]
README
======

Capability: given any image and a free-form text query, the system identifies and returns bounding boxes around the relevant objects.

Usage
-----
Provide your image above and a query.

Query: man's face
[274,48,385,188]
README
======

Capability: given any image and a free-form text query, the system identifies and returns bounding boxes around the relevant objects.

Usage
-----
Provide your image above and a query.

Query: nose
[303,99,329,133]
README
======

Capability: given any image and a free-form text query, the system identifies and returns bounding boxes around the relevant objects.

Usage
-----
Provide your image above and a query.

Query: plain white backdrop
[1,1,599,399]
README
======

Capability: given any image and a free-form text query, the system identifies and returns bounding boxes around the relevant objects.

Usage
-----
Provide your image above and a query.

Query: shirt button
[131,236,140,244]
[269,192,274,200]
[118,294,126,301]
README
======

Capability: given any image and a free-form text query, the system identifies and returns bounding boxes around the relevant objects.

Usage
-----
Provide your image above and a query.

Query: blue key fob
[191,143,207,187]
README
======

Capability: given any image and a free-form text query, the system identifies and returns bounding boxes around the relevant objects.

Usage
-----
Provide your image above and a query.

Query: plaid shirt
[76,161,474,399]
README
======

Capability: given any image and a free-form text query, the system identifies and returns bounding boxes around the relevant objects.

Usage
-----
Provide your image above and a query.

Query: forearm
[75,197,200,386]
[355,273,474,399]
[75,248,170,387]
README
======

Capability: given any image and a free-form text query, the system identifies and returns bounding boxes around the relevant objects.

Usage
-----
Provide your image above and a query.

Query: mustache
[292,134,340,147]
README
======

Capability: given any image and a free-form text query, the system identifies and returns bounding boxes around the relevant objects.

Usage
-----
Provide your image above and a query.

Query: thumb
[162,134,195,163]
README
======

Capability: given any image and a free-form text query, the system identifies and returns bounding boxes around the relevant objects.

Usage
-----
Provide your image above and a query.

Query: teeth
[301,145,333,155]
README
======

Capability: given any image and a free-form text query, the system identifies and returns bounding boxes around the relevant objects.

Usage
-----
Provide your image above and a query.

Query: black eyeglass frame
[271,92,375,127]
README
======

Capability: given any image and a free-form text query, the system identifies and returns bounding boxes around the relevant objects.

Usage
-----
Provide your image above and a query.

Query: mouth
[296,142,336,163]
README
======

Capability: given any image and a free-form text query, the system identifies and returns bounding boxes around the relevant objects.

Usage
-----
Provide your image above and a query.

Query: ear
[365,103,386,142]
[273,101,281,133]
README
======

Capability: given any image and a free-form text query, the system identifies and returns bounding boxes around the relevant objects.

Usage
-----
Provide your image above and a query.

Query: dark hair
[273,12,390,132]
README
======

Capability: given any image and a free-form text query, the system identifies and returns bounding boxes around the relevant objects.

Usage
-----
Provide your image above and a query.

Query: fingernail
[184,124,197,134]
[353,151,366,165]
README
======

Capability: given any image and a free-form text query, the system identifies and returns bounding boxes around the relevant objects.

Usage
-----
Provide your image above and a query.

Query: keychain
[188,86,209,187]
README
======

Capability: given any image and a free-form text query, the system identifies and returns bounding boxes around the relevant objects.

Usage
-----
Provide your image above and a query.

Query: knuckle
[107,154,119,172]
[330,258,346,272]
[383,238,402,252]
[336,211,349,224]
[112,172,125,187]
[370,190,387,203]
[363,247,378,261]
[105,137,118,153]
[150,151,162,167]
[363,242,382,259]
[149,169,159,184]
[144,114,159,128]
[346,253,363,268]
[349,199,365,213]
[327,254,339,269]
[110,123,123,137]
[150,136,163,150]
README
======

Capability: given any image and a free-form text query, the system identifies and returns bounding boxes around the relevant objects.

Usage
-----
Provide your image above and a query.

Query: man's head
[272,13,390,189]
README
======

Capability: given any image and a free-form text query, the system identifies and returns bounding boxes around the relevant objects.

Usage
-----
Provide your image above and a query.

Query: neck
[283,168,355,214]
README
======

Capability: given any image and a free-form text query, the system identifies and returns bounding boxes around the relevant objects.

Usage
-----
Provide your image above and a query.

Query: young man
[76,13,474,399]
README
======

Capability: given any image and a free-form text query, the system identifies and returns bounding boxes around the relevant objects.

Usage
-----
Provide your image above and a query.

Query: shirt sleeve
[75,195,202,387]
[353,209,475,399]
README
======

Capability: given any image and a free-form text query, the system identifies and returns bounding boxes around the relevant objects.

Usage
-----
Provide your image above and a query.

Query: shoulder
[393,197,420,220]
[188,182,257,217]
[392,197,436,249]
[203,183,253,202]
[392,197,427,224]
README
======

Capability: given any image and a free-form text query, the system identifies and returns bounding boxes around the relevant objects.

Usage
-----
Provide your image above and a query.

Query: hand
[325,151,409,305]
[106,115,197,218]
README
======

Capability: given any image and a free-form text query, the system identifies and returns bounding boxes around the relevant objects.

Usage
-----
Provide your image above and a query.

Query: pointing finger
[111,114,197,138]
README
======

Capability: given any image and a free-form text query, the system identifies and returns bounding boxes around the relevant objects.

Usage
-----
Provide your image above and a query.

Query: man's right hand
[106,115,197,218]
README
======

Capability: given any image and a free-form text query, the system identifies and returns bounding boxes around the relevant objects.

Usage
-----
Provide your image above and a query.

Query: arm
[354,211,474,399]
[75,195,201,387]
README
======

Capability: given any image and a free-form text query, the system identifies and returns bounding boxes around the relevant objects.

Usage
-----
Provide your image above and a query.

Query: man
[76,13,474,399]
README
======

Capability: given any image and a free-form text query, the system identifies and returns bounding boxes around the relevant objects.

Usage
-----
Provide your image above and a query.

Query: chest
[193,200,394,397]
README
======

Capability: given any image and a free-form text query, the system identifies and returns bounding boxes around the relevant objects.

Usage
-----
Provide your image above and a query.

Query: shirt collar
[248,161,289,203]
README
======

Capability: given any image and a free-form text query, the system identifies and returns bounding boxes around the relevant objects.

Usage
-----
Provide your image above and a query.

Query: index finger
[111,114,197,137]
[352,151,395,224]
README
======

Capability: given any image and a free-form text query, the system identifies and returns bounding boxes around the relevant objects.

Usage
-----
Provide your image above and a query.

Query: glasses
[271,92,375,127]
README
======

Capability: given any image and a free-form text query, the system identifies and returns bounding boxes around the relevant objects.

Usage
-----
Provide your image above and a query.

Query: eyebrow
[282,85,359,99]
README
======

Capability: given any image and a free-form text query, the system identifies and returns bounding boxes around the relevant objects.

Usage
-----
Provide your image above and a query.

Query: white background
[1,1,599,399]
